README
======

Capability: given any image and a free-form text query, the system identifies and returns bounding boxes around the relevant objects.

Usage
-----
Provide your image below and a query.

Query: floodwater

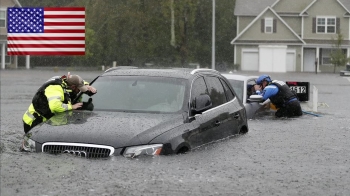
[1,69,350,196]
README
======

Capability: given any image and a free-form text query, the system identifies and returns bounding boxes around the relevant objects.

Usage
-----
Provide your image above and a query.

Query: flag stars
[7,7,44,33]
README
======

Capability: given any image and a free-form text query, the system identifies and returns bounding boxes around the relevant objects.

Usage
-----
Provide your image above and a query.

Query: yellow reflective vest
[23,79,72,129]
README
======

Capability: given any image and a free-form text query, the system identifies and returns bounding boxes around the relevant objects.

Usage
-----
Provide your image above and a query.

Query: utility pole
[211,0,215,70]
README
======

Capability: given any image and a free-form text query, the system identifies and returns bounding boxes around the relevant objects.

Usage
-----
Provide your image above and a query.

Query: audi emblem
[63,150,87,157]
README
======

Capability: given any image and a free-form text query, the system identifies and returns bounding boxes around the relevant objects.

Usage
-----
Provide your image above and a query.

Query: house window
[321,48,332,65]
[317,17,336,33]
[321,48,346,65]
[0,10,6,28]
[5,55,11,64]
[265,18,273,33]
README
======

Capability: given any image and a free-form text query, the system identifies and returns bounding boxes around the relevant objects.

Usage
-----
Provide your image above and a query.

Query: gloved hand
[255,98,270,113]
[86,90,96,96]
[259,98,271,106]
[77,98,94,111]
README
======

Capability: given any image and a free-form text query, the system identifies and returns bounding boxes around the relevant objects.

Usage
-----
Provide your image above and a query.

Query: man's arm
[45,85,81,113]
[261,85,279,101]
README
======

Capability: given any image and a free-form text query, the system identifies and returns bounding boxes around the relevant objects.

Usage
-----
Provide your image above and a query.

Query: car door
[186,76,215,147]
[200,75,236,143]
[219,77,241,135]
[245,78,267,118]
[245,78,262,118]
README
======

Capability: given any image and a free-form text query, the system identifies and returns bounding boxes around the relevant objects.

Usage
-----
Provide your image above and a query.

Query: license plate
[289,86,306,93]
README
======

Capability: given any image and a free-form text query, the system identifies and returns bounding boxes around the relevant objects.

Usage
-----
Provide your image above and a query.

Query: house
[231,0,350,73]
[0,0,22,69]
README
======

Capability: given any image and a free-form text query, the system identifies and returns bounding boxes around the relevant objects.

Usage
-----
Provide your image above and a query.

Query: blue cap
[256,75,271,85]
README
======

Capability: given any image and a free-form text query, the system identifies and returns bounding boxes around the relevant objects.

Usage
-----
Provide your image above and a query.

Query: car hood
[30,110,185,148]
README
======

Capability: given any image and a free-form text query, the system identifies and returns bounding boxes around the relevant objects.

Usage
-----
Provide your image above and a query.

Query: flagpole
[211,0,215,70]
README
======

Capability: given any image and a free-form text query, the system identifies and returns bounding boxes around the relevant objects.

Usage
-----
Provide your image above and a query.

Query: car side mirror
[192,94,212,114]
[248,95,264,102]
[77,98,94,111]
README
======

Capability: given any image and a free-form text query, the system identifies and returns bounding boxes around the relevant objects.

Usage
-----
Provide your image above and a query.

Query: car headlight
[123,144,163,158]
[21,133,36,152]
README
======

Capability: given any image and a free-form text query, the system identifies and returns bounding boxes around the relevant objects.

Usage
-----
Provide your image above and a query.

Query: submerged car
[22,68,248,158]
[221,73,271,119]
[222,73,310,119]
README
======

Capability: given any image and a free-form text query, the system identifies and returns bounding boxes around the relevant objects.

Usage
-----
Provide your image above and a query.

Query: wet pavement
[1,69,350,196]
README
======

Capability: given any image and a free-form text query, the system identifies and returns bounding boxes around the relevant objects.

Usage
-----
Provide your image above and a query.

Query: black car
[22,68,248,158]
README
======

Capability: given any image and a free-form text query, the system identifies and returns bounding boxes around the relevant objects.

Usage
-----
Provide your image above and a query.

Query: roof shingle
[234,0,277,16]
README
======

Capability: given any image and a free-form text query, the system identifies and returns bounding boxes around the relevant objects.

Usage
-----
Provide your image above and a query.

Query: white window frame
[265,18,273,33]
[0,9,6,28]
[317,16,336,34]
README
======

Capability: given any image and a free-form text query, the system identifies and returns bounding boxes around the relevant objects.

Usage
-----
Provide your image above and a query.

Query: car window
[227,79,244,103]
[190,77,208,107]
[220,78,235,101]
[204,76,226,107]
[247,79,257,99]
[81,76,187,113]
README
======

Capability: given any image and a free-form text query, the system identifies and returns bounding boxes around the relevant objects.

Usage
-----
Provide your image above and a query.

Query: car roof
[102,67,222,79]
[221,73,258,81]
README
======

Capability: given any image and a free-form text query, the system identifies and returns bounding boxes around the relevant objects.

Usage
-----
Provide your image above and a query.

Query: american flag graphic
[7,7,85,56]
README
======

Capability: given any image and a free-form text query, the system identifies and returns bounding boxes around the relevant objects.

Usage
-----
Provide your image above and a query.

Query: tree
[17,0,237,68]
[330,32,350,73]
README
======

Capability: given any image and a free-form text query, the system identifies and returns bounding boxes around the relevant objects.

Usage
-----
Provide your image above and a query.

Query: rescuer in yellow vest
[22,73,97,133]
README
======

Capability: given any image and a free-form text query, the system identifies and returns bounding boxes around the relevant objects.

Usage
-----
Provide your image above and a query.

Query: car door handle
[233,113,240,119]
[214,120,221,126]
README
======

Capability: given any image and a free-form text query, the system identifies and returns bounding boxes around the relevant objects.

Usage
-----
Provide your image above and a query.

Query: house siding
[0,0,20,69]
[303,0,349,40]
[232,0,350,73]
[287,45,303,71]
[1,0,16,36]
[238,16,256,34]
[0,0,15,7]
[235,45,303,72]
[235,45,258,69]
[239,10,298,41]
[281,17,302,36]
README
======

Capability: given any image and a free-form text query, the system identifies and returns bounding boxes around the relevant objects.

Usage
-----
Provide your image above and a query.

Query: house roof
[273,0,314,15]
[303,39,350,47]
[337,0,350,14]
[12,0,22,7]
[339,0,350,10]
[235,0,350,16]
[234,0,278,16]
[300,0,350,16]
[231,7,305,45]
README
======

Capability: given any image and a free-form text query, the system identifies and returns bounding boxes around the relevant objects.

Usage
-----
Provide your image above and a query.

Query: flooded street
[1,69,350,196]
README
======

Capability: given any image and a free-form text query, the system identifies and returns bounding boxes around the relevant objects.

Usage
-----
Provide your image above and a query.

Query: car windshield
[81,75,187,113]
[227,79,244,103]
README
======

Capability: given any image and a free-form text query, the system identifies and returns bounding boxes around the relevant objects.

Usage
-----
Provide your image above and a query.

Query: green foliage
[19,0,237,68]
[330,32,350,73]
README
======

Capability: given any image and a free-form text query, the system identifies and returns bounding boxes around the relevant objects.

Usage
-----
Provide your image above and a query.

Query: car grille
[42,142,115,158]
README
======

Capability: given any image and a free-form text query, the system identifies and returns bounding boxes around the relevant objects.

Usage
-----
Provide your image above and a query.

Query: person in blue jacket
[256,75,302,118]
